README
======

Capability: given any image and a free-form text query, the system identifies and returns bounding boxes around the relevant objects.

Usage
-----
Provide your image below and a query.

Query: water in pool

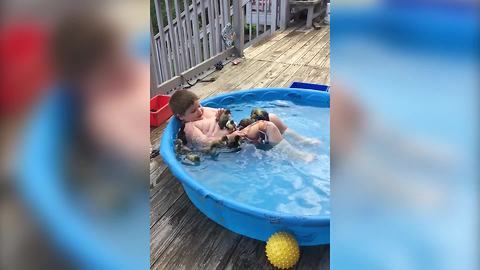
[182,100,330,216]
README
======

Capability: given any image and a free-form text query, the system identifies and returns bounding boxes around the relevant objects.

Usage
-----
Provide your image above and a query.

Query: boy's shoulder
[182,122,196,138]
[184,116,216,130]
[184,121,196,129]
[184,119,204,129]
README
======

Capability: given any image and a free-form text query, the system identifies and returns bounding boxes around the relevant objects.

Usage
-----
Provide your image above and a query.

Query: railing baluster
[173,0,188,70]
[199,0,209,60]
[208,0,217,55]
[256,0,260,37]
[213,0,221,53]
[191,0,202,64]
[153,0,171,81]
[183,0,196,66]
[150,31,161,86]
[279,0,288,30]
[207,0,216,57]
[264,0,267,33]
[218,0,225,51]
[165,31,173,76]
[181,19,191,68]
[163,0,180,75]
[156,41,164,83]
[222,0,230,43]
[248,1,252,42]
[271,0,277,33]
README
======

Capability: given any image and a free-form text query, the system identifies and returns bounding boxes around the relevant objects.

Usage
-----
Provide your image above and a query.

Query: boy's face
[178,100,203,122]
[82,47,149,165]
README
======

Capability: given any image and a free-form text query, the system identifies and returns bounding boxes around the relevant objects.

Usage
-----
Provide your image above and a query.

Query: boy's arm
[185,123,223,147]
[185,124,243,148]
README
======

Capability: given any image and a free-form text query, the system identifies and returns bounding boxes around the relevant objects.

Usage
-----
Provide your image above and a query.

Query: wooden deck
[150,25,330,270]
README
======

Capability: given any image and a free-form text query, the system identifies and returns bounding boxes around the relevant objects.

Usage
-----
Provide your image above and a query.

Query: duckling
[238,118,255,130]
[174,139,201,164]
[225,119,236,131]
[218,109,237,132]
[202,138,228,155]
[222,135,243,149]
[250,108,269,121]
[185,153,200,163]
[211,138,228,149]
[203,135,243,155]
[174,139,192,155]
[238,108,270,130]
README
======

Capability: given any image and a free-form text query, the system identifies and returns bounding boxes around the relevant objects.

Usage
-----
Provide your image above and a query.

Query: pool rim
[160,88,330,227]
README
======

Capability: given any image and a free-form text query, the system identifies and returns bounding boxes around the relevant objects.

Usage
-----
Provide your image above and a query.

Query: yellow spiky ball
[265,232,300,269]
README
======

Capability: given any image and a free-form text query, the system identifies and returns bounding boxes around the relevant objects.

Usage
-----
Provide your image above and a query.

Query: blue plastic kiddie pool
[16,34,150,269]
[16,88,149,269]
[160,88,330,245]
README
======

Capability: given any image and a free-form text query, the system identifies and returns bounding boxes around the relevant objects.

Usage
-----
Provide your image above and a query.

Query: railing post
[233,0,244,57]
[279,0,289,30]
[271,0,278,33]
[150,29,160,91]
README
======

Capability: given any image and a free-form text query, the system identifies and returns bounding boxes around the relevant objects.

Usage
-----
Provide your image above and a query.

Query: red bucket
[150,95,173,127]
[0,23,51,116]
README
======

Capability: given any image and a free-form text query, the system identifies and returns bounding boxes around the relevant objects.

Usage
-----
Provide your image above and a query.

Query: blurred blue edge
[15,33,150,270]
[332,2,478,54]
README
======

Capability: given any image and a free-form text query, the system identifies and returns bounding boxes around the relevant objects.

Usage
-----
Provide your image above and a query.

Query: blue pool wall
[160,88,330,245]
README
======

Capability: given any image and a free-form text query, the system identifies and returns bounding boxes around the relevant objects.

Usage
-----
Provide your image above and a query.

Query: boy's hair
[51,13,117,84]
[169,90,199,116]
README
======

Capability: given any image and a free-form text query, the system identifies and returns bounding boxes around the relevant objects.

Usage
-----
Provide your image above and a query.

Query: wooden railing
[151,0,285,96]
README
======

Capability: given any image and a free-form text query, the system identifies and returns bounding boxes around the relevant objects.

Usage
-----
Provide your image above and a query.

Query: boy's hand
[226,130,246,142]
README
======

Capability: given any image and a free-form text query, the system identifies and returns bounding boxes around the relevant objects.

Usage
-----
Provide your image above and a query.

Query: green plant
[244,23,257,34]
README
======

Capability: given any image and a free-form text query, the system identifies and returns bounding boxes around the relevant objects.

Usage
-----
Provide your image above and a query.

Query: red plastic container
[150,95,173,127]
[0,23,51,116]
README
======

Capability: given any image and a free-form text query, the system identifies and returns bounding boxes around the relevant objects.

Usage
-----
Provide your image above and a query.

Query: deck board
[293,28,329,66]
[149,170,184,227]
[244,26,301,59]
[275,29,325,64]
[257,29,316,63]
[193,59,270,99]
[308,38,330,68]
[235,61,290,90]
[151,25,330,270]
